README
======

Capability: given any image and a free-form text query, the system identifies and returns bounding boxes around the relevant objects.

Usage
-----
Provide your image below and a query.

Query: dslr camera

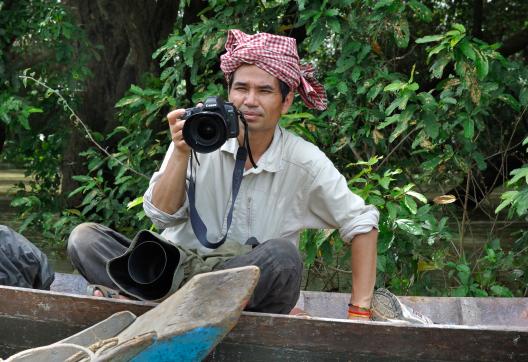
[182,96,239,153]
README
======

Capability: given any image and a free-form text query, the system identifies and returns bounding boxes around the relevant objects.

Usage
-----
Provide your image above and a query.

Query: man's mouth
[242,111,261,120]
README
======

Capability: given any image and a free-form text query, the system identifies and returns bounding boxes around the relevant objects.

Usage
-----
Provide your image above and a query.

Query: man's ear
[281,91,294,114]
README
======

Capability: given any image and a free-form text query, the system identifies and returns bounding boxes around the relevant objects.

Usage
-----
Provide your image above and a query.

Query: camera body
[182,96,239,153]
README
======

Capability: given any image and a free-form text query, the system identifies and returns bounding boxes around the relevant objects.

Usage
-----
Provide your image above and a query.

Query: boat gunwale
[240,310,528,332]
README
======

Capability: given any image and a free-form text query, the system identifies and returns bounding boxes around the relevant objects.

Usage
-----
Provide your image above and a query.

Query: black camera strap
[187,116,255,249]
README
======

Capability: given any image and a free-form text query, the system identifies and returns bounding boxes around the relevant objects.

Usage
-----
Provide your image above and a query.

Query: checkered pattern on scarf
[220,29,327,110]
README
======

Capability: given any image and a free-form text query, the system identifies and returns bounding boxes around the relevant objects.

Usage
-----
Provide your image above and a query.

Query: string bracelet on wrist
[347,303,372,319]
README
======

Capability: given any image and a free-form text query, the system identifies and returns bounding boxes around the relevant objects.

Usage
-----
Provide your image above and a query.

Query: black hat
[107,230,186,301]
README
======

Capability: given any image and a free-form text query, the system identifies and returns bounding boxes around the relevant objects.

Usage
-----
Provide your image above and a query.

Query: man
[68,30,379,318]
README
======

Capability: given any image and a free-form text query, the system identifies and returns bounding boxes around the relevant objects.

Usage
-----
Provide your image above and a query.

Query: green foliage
[0,94,42,130]
[34,76,171,240]
[300,156,453,295]
[2,1,93,240]
[496,136,528,218]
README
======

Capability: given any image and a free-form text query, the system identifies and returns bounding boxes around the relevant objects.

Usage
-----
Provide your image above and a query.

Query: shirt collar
[221,126,284,174]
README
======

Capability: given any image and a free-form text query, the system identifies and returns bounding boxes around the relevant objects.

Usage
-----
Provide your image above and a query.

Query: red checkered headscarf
[220,29,327,110]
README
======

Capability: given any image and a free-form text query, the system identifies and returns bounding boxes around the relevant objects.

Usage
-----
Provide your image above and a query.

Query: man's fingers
[171,129,183,142]
[167,109,186,124]
[170,120,185,131]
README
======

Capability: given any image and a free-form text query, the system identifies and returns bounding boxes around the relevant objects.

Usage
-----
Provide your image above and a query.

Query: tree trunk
[500,29,528,57]
[0,123,5,154]
[471,0,483,39]
[60,0,180,206]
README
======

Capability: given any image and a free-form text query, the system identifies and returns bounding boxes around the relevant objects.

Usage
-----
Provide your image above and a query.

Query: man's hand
[167,109,191,155]
[150,107,201,214]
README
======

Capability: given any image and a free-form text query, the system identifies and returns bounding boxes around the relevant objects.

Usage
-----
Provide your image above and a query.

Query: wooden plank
[207,313,528,362]
[0,285,154,358]
[0,285,154,325]
[0,316,80,354]
[207,343,439,362]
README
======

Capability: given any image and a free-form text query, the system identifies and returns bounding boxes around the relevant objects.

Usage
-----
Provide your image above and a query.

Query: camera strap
[187,118,254,249]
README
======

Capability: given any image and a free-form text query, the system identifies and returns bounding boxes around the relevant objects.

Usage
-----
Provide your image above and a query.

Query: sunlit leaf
[433,195,457,205]
[415,34,444,44]
[395,219,423,235]
[406,190,428,203]
[127,196,144,209]
[404,195,418,214]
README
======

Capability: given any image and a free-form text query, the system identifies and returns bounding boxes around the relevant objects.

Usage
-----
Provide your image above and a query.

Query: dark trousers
[67,222,302,314]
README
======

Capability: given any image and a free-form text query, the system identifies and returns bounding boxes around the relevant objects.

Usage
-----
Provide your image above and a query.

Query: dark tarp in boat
[0,225,54,289]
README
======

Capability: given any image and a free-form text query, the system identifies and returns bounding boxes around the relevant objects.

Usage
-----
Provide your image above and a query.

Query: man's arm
[348,228,378,318]
[150,109,191,214]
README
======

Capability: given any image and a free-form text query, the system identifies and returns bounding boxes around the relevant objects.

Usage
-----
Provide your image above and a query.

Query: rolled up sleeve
[306,158,379,242]
[143,143,189,229]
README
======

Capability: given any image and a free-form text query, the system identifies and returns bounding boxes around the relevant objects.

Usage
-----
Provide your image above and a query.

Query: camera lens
[182,112,228,153]
[197,122,217,141]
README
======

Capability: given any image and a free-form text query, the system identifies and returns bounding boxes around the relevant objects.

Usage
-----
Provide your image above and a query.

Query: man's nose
[244,90,258,106]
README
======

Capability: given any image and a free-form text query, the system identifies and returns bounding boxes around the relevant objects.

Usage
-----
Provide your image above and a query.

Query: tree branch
[22,76,150,180]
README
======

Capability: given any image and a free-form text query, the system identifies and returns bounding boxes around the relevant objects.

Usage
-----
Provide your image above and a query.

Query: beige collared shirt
[143,126,379,254]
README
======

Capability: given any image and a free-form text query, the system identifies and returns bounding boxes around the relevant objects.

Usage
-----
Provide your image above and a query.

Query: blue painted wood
[131,326,224,362]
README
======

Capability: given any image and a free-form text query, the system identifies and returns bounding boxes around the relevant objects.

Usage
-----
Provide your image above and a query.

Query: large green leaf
[388,118,409,142]
[395,219,423,235]
[498,94,521,112]
[520,87,528,106]
[490,285,513,297]
[384,80,406,92]
[423,114,439,139]
[394,18,410,48]
[415,34,444,44]
[374,0,395,10]
[474,51,489,79]
[458,39,476,61]
[408,0,432,22]
[404,195,418,214]
[462,116,474,139]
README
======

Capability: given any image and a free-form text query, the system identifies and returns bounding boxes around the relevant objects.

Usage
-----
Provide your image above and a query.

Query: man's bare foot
[87,284,130,300]
[289,307,311,318]
[93,289,130,300]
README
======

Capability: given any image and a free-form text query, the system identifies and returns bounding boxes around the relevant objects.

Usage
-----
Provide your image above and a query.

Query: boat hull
[1,280,527,361]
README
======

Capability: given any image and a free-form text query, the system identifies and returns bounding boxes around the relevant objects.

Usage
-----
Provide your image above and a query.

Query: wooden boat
[1,273,527,361]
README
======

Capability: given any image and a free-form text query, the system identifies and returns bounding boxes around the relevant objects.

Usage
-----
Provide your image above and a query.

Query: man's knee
[67,222,99,258]
[248,238,302,313]
[260,238,302,271]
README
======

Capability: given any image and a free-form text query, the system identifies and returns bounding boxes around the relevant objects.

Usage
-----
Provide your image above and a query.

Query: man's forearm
[151,150,189,214]
[349,228,378,308]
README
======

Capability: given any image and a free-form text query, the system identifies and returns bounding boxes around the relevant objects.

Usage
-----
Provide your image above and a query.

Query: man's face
[228,64,293,137]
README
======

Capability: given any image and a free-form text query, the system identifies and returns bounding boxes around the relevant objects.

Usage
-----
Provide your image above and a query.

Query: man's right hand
[167,109,191,155]
[150,108,195,214]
